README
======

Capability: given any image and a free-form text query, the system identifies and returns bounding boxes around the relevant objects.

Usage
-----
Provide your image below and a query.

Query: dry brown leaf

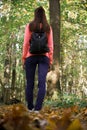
[67,119,83,130]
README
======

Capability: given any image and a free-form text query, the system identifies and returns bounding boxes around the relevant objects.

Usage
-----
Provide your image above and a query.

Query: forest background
[0,0,87,107]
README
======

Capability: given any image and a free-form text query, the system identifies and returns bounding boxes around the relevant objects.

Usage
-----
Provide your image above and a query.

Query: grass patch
[44,93,87,108]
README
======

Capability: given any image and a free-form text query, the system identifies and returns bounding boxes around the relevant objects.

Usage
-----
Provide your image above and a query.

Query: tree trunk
[11,42,16,91]
[3,42,11,104]
[46,0,61,98]
[49,0,60,63]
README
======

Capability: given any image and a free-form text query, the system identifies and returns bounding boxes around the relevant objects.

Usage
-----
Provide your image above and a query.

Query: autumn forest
[0,0,87,130]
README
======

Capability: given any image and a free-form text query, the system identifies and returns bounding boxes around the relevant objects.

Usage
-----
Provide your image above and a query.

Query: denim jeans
[25,55,49,110]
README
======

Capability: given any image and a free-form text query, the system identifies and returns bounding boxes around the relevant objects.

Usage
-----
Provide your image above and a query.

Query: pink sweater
[22,24,54,64]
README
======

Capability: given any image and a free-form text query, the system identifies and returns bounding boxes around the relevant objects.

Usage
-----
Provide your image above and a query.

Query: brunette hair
[29,6,50,33]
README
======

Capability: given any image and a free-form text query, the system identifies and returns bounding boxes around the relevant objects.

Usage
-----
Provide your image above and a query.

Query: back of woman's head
[34,6,45,23]
[29,6,50,33]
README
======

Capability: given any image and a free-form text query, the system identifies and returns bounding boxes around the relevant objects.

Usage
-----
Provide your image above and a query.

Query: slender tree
[3,41,11,103]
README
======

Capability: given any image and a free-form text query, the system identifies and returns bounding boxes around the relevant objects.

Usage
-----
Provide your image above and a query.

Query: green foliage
[60,0,87,97]
[44,93,87,108]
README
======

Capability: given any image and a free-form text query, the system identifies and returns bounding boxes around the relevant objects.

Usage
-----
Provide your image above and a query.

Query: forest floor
[0,103,87,130]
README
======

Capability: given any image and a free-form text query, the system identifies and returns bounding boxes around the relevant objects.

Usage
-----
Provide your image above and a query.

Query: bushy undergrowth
[44,93,87,108]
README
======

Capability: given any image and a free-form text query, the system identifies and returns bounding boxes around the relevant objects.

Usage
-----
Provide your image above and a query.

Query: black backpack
[29,32,50,54]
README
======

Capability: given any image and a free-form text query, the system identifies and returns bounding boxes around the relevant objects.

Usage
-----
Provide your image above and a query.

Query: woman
[22,6,53,111]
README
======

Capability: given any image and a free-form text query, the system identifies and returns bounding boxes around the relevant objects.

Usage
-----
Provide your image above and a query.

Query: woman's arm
[47,26,54,64]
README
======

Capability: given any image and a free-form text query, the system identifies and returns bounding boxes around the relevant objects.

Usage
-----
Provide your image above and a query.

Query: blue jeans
[25,55,49,110]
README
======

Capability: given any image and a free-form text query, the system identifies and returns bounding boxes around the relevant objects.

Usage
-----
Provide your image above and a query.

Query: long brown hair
[29,6,50,33]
